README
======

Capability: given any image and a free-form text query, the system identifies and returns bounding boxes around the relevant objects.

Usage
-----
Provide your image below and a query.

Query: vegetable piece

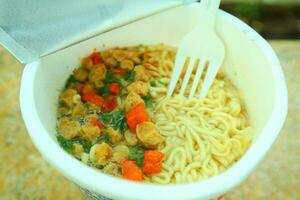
[104,57,118,67]
[65,75,80,88]
[105,69,119,83]
[72,104,84,117]
[121,159,143,182]
[112,68,127,75]
[90,52,102,64]
[124,130,138,146]
[81,57,94,70]
[82,92,105,107]
[99,110,128,132]
[135,112,149,123]
[81,123,102,141]
[112,110,128,132]
[128,146,145,167]
[57,117,81,139]
[124,92,144,112]
[136,122,164,148]
[88,64,107,88]
[56,135,92,154]
[73,67,88,82]
[126,103,146,117]
[142,96,153,108]
[123,70,135,82]
[79,83,94,94]
[120,59,134,70]
[107,127,123,144]
[95,133,110,144]
[126,116,138,132]
[143,150,164,174]
[109,83,119,95]
[90,117,104,129]
[126,103,149,131]
[98,84,110,97]
[73,143,84,159]
[103,96,118,112]
[90,143,112,165]
[103,162,119,176]
[126,81,148,96]
[112,145,129,163]
[60,89,78,107]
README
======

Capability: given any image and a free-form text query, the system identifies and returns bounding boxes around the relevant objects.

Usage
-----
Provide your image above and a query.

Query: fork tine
[179,57,196,96]
[199,60,219,99]
[167,54,186,96]
[188,59,206,99]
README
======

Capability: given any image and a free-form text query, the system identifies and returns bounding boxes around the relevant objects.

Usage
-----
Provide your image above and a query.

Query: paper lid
[0,0,196,63]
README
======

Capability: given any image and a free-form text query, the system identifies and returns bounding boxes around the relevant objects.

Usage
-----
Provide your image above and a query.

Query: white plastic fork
[167,0,225,99]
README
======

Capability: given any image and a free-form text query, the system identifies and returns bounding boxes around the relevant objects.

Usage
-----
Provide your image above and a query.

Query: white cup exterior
[20,3,288,200]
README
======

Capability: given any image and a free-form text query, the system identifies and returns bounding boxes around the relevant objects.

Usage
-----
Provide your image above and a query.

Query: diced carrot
[109,83,119,95]
[112,68,127,75]
[126,116,138,132]
[143,150,164,174]
[122,159,143,182]
[90,117,104,129]
[103,96,118,112]
[79,83,94,94]
[136,112,150,124]
[82,92,105,107]
[126,104,146,118]
[126,103,149,131]
[90,52,102,64]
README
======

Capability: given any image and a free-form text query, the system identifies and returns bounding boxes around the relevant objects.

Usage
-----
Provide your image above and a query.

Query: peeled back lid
[0,0,196,64]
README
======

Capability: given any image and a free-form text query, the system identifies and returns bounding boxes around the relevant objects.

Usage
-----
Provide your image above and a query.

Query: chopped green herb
[98,110,127,133]
[123,70,135,82]
[95,133,110,144]
[117,167,122,174]
[95,164,105,169]
[118,78,128,88]
[142,96,153,108]
[128,146,145,167]
[78,118,85,125]
[114,62,121,68]
[112,110,128,132]
[56,135,92,154]
[149,80,156,87]
[65,75,79,88]
[98,84,110,97]
[99,113,112,124]
[105,69,118,83]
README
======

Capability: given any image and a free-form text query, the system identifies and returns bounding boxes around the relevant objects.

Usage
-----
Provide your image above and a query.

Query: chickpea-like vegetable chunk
[73,67,88,82]
[89,143,112,165]
[81,124,101,141]
[107,127,123,144]
[127,81,148,96]
[88,63,107,88]
[124,130,138,146]
[124,92,144,112]
[136,122,164,148]
[60,89,77,107]
[112,145,129,163]
[57,117,81,139]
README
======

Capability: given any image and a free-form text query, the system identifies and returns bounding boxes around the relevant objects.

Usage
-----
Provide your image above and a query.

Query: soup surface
[56,44,253,183]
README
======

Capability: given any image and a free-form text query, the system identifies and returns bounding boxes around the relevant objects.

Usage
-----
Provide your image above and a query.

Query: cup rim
[20,6,288,200]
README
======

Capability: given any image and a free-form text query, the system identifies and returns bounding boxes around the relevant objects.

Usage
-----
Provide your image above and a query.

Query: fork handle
[200,0,221,26]
[201,0,221,13]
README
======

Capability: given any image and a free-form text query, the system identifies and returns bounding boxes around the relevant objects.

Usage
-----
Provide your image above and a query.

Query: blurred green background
[221,0,300,39]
